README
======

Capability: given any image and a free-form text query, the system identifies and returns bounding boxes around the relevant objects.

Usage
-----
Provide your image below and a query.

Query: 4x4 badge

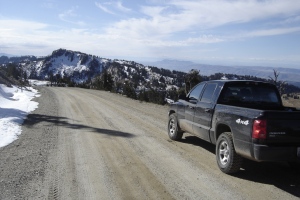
[236,119,249,126]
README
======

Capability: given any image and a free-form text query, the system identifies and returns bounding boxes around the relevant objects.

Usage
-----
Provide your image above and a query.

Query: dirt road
[0,87,299,199]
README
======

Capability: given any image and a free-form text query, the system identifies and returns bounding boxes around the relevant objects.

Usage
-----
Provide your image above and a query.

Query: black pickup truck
[168,80,300,174]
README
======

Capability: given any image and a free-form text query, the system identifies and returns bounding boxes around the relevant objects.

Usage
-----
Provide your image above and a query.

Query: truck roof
[205,80,275,85]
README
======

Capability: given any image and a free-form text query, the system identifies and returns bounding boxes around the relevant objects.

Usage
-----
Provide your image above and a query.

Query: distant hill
[0,53,15,57]
[0,55,37,64]
[19,49,108,83]
[0,49,186,91]
[143,59,300,87]
[1,49,299,96]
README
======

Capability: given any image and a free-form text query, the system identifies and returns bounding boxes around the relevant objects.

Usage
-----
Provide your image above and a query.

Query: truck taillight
[252,120,267,139]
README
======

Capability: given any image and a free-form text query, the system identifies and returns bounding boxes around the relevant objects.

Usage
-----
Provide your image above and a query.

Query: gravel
[0,86,299,199]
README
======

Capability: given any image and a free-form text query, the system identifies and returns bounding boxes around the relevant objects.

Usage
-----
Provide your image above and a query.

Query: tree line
[89,68,300,105]
[1,63,28,87]
[2,63,300,106]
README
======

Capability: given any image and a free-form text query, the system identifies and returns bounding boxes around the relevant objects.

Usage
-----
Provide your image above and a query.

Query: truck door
[193,83,218,142]
[181,82,205,134]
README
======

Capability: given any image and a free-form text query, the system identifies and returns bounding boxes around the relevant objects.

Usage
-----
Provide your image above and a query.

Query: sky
[0,0,300,68]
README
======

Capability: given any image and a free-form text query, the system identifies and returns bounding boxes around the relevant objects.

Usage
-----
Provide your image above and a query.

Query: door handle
[186,105,195,109]
[205,108,212,113]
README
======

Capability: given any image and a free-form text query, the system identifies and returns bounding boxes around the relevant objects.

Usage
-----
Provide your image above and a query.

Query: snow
[165,98,174,104]
[0,84,40,148]
[28,79,50,86]
[166,85,179,90]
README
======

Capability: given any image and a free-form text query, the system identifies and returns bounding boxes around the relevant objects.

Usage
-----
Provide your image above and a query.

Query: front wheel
[168,113,183,141]
[216,132,243,174]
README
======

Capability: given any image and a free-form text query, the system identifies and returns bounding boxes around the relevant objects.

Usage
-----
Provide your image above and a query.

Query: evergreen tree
[123,81,137,99]
[6,63,20,80]
[103,71,114,91]
[48,71,54,86]
[138,89,149,102]
[185,69,201,94]
[56,73,61,86]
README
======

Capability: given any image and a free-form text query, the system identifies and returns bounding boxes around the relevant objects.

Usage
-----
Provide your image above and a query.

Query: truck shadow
[181,135,215,154]
[237,160,300,197]
[24,114,135,138]
[181,135,300,198]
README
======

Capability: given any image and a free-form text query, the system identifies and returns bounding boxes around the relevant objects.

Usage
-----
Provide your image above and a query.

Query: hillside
[0,68,23,86]
[1,49,300,104]
[1,49,186,91]
[19,49,109,83]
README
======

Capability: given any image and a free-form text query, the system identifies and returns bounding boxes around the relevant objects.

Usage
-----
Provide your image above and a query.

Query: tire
[168,113,183,141]
[216,132,243,174]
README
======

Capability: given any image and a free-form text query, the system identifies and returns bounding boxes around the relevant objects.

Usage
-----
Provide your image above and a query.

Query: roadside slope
[0,87,59,199]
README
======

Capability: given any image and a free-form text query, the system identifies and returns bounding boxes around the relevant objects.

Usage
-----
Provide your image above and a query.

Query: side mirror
[178,94,187,100]
[189,99,197,104]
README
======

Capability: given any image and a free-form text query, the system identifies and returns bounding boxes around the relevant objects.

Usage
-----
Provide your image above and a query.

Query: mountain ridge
[142,59,300,84]
[1,48,300,90]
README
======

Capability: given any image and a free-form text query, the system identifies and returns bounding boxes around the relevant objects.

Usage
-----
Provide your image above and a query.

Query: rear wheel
[216,132,243,174]
[168,113,183,141]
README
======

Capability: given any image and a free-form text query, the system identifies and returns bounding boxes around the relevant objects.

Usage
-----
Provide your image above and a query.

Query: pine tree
[185,69,201,94]
[102,71,114,91]
[123,81,137,99]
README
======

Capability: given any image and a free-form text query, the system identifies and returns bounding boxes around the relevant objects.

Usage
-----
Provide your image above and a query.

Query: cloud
[2,0,300,65]
[95,2,115,15]
[0,20,47,30]
[169,0,300,28]
[95,1,131,15]
[59,7,86,26]
[142,35,224,47]
[41,1,55,9]
[279,15,300,25]
[0,19,146,57]
[99,0,300,50]
[115,1,131,13]
[244,27,300,37]
[0,19,53,55]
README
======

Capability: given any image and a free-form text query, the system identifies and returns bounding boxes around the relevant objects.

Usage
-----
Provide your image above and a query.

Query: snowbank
[0,84,39,148]
[28,79,50,86]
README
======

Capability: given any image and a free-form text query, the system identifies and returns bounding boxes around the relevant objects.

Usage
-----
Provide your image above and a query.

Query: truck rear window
[218,83,282,108]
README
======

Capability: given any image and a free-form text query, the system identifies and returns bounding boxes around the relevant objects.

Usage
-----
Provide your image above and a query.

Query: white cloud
[169,0,300,27]
[142,35,224,47]
[0,20,47,30]
[95,1,131,15]
[186,35,224,44]
[102,0,300,44]
[0,19,147,57]
[1,0,300,65]
[95,2,116,15]
[279,15,300,25]
[244,27,300,37]
[59,7,86,26]
[115,1,131,13]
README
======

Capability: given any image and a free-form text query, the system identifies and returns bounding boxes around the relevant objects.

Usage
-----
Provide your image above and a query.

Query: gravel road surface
[0,87,299,199]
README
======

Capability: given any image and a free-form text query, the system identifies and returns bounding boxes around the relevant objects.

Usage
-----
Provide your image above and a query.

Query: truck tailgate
[265,111,300,145]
